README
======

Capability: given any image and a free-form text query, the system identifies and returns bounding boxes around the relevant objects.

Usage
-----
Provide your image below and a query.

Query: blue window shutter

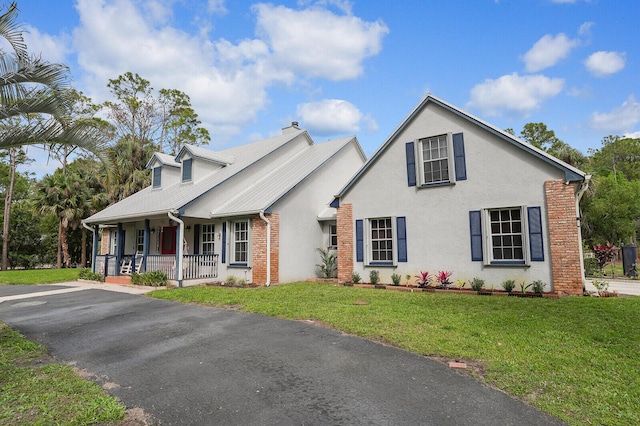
[397,216,407,262]
[469,210,483,261]
[182,158,193,182]
[193,224,200,255]
[528,206,544,261]
[221,222,227,263]
[152,167,161,188]
[355,220,364,262]
[405,142,416,187]
[452,133,467,181]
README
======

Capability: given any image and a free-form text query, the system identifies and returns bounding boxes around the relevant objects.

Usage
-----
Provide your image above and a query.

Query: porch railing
[95,254,219,281]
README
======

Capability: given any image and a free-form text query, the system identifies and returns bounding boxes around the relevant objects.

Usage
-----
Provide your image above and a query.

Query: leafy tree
[580,174,640,245]
[517,122,586,167]
[587,136,640,181]
[105,137,157,203]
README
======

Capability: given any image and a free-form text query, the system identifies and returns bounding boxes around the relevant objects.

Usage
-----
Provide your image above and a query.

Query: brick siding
[251,213,280,285]
[336,203,354,283]
[545,179,584,295]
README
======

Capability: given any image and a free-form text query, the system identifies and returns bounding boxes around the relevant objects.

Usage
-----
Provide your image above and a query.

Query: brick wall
[336,203,354,283]
[545,179,583,295]
[251,213,280,285]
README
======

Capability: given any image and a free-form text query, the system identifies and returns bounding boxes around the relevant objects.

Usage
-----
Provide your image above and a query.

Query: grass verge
[0,268,79,285]
[0,322,125,425]
[149,282,640,426]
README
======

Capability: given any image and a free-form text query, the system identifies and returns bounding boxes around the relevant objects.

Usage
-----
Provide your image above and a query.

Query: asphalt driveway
[0,284,565,425]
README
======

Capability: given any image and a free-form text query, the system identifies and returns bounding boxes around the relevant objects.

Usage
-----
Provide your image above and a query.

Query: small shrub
[502,279,516,293]
[470,277,485,292]
[369,270,380,285]
[531,280,545,294]
[436,270,453,288]
[519,281,533,294]
[225,275,237,286]
[593,243,617,272]
[405,274,412,285]
[352,271,361,283]
[79,268,104,282]
[131,271,168,286]
[391,273,401,286]
[316,248,337,278]
[415,271,431,288]
[592,274,609,294]
[456,279,466,289]
[584,257,599,277]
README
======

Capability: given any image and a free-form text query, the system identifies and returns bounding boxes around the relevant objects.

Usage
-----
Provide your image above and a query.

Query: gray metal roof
[210,136,357,217]
[146,152,180,168]
[85,131,363,224]
[176,144,236,165]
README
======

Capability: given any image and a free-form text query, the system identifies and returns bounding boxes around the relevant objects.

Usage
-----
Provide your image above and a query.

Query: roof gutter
[259,210,271,287]
[167,210,184,287]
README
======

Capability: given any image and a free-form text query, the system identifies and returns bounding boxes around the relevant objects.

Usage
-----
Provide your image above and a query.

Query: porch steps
[105,275,132,285]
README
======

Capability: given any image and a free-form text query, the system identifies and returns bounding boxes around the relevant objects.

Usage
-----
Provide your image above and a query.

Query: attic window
[152,167,161,188]
[182,158,193,183]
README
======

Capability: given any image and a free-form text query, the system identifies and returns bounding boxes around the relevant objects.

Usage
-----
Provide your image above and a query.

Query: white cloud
[23,25,71,63]
[584,51,626,77]
[467,73,564,117]
[208,0,227,15]
[69,0,386,144]
[624,131,640,139]
[253,3,389,81]
[296,99,369,135]
[522,33,579,72]
[578,21,594,37]
[590,95,640,133]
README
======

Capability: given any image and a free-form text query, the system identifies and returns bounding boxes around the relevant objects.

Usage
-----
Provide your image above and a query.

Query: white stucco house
[331,94,590,295]
[83,123,366,286]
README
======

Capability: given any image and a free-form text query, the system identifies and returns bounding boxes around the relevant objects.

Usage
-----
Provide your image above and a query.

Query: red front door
[161,226,177,254]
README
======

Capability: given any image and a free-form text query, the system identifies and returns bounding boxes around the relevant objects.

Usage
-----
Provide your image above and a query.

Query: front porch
[96,253,219,284]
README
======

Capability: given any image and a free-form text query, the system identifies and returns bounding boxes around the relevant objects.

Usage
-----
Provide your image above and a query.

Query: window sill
[229,263,250,268]
[367,261,395,267]
[488,261,528,266]
[419,181,455,189]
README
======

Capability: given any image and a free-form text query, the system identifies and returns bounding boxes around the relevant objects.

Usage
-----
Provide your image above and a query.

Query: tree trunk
[1,149,17,271]
[57,218,63,269]
[81,227,87,268]
[60,221,71,268]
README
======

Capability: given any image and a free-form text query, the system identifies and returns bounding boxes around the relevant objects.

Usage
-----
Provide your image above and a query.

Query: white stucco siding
[343,103,566,289]
[275,143,365,283]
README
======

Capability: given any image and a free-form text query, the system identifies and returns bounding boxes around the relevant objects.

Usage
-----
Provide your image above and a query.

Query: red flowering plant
[436,271,453,289]
[415,271,432,288]
[593,243,617,273]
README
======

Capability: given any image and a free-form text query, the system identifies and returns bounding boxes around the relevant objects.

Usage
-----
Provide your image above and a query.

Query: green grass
[0,322,125,425]
[0,268,79,285]
[149,283,640,426]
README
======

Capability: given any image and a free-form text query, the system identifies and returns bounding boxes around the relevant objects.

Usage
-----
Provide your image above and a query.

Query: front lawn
[149,283,640,426]
[0,268,79,285]
[0,322,125,425]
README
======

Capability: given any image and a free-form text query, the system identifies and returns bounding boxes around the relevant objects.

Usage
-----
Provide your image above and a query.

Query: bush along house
[330,94,590,295]
[83,123,366,286]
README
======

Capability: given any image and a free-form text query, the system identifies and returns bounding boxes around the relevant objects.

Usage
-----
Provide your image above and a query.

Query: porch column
[174,224,182,281]
[91,225,98,274]
[116,223,123,276]
[142,219,150,272]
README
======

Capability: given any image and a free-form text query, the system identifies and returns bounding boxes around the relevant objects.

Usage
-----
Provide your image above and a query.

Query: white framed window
[418,134,454,185]
[110,230,118,255]
[364,217,396,265]
[152,167,162,188]
[231,220,249,264]
[182,158,193,183]
[201,224,215,255]
[329,224,337,249]
[476,206,537,266]
[488,208,524,262]
[136,229,145,253]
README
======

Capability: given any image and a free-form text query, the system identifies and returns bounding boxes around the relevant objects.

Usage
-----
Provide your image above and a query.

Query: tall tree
[517,122,586,167]
[587,136,640,181]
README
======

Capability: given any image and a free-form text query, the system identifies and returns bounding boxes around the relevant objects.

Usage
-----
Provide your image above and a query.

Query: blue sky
[13,0,640,176]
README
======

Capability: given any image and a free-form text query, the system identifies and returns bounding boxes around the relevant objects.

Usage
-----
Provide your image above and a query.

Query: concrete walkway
[0,280,156,303]
[584,278,640,296]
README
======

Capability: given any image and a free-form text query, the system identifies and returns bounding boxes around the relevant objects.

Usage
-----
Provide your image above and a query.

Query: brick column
[251,213,279,285]
[100,229,110,255]
[336,203,354,283]
[545,179,583,295]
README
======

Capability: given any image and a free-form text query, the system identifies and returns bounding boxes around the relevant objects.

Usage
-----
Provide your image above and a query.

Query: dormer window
[152,167,162,188]
[182,158,193,183]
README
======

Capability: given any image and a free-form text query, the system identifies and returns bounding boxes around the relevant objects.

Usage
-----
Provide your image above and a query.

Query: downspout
[168,211,184,287]
[575,175,592,292]
[259,211,271,287]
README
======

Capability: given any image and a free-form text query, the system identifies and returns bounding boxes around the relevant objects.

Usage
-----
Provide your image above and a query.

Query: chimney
[282,121,301,134]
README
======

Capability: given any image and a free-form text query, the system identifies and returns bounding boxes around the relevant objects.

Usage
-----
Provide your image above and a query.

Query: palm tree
[0,3,111,160]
